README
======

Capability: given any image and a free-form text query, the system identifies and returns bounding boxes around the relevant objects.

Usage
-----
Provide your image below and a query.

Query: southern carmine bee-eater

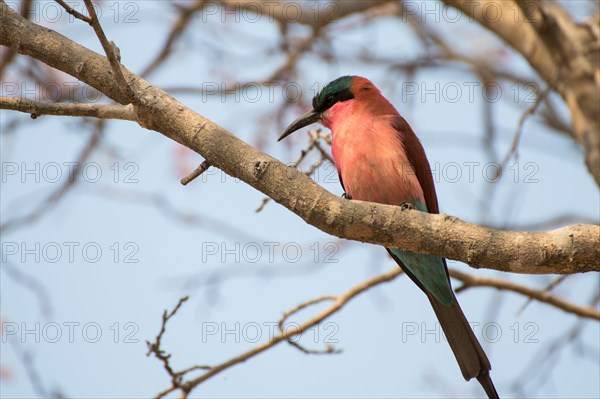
[278,76,499,399]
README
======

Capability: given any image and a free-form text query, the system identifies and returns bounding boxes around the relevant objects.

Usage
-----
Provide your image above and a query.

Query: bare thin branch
[451,269,600,320]
[516,275,569,316]
[277,295,341,355]
[496,84,554,177]
[54,0,92,24]
[83,0,133,103]
[159,267,403,397]
[0,96,136,121]
[147,296,211,399]
[140,1,207,77]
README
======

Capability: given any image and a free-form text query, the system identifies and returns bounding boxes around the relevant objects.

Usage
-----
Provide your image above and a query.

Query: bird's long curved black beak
[277,109,321,141]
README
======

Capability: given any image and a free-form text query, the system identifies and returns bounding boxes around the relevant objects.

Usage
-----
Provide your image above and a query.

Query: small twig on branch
[147,296,189,376]
[0,96,136,121]
[516,275,569,316]
[311,134,334,163]
[278,295,341,355]
[254,197,271,213]
[83,0,134,102]
[147,296,211,398]
[494,84,554,180]
[140,1,208,77]
[181,160,212,185]
[54,0,92,24]
[450,269,600,321]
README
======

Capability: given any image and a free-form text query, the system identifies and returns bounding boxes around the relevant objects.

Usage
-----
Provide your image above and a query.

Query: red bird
[279,76,499,398]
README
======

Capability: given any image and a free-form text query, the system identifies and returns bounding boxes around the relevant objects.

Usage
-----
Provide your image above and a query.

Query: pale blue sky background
[1,1,599,398]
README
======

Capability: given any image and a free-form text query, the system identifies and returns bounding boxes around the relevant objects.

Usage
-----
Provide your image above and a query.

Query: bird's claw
[400,202,414,211]
[342,192,352,200]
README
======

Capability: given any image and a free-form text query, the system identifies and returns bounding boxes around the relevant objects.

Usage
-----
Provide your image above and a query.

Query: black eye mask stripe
[313,88,355,112]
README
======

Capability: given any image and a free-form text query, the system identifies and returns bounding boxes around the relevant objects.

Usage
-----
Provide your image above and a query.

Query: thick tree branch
[1,2,598,275]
